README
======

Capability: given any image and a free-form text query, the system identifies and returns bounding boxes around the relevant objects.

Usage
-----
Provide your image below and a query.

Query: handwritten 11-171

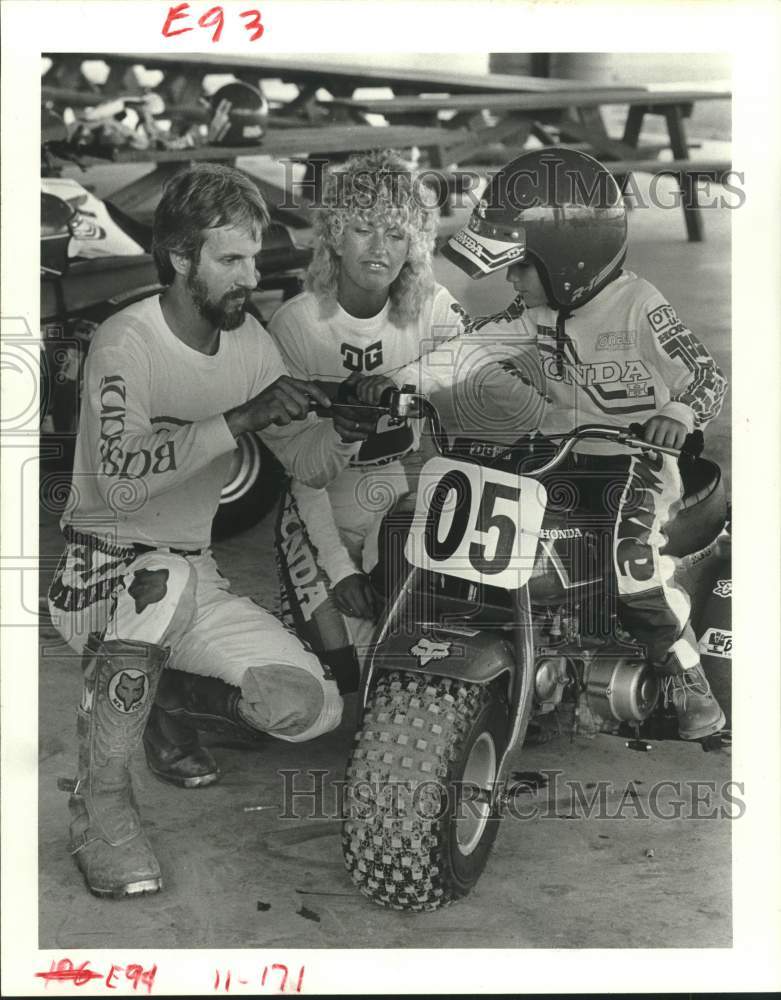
[34,958,306,994]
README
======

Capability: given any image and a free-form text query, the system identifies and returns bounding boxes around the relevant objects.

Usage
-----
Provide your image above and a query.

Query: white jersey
[63,294,359,549]
[397,271,727,454]
[270,285,464,463]
[269,285,464,583]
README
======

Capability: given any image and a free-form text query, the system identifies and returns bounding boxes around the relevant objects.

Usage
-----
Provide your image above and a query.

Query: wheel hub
[456,731,497,856]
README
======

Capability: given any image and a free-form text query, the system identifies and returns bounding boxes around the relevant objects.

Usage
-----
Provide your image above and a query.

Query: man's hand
[642,415,688,449]
[332,572,378,621]
[331,404,377,443]
[225,376,331,437]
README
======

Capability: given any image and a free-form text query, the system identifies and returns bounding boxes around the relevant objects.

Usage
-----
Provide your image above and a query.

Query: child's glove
[642,415,689,449]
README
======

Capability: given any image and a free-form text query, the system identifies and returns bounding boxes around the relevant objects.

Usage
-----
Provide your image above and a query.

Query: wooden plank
[42,85,114,108]
[469,158,732,179]
[555,118,654,162]
[443,117,534,167]
[604,158,732,176]
[63,125,463,163]
[108,163,182,214]
[48,52,613,95]
[321,87,730,115]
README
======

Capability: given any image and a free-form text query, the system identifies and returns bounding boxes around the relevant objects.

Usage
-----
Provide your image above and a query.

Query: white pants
[48,540,343,742]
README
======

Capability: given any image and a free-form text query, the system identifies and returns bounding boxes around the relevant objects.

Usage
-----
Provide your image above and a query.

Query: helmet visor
[442,212,527,278]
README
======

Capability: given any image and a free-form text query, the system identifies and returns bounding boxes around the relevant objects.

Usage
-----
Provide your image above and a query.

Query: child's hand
[642,415,688,449]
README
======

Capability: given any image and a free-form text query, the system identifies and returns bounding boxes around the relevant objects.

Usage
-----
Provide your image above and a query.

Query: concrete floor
[38,173,732,950]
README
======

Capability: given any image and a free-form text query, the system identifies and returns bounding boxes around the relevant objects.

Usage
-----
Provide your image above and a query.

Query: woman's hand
[332,572,378,620]
[344,371,397,405]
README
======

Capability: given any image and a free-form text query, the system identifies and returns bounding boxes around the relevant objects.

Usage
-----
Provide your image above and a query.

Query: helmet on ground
[41,192,77,274]
[209,81,269,146]
[442,147,628,309]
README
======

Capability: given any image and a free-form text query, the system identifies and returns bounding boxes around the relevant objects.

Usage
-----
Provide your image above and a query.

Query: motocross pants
[274,488,379,693]
[273,450,416,694]
[48,530,343,742]
[556,449,700,675]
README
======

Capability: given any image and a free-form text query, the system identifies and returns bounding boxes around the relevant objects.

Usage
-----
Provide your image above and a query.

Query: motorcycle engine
[585,655,659,723]
[533,656,570,713]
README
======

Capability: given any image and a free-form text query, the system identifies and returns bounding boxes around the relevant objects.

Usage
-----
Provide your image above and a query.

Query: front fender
[360,592,537,791]
[366,625,515,689]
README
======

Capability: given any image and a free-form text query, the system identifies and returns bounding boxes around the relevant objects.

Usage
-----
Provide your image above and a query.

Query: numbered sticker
[404,456,547,590]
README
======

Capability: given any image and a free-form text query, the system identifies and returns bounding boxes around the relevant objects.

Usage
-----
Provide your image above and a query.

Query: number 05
[407,456,546,589]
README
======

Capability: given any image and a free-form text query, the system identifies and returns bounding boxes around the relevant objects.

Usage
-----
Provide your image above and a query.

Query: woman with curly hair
[269,149,466,694]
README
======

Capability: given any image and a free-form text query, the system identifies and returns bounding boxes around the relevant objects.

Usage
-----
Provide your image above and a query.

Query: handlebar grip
[682,430,704,458]
[627,422,704,459]
[335,380,359,405]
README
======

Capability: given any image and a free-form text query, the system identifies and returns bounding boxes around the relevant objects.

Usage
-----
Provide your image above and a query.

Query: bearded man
[48,163,370,899]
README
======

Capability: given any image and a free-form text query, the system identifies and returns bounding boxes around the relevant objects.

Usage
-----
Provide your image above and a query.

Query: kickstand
[625,722,653,753]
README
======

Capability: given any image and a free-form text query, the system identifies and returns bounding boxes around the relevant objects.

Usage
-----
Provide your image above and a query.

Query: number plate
[404,456,547,590]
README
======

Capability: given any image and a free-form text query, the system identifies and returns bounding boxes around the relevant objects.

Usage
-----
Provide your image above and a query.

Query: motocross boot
[664,663,726,740]
[319,646,361,695]
[59,635,169,899]
[152,668,267,746]
[143,703,221,789]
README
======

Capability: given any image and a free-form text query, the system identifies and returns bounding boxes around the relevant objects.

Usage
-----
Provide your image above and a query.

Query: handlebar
[308,382,704,474]
[529,422,704,476]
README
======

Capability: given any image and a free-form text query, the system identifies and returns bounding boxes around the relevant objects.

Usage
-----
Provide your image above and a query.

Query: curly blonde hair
[305,149,440,326]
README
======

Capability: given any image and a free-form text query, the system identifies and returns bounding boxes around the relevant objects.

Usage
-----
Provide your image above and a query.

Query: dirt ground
[37,171,733,950]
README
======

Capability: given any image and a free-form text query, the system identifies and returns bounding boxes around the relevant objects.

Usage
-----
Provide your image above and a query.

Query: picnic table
[41,52,604,221]
[42,53,731,240]
[44,51,598,112]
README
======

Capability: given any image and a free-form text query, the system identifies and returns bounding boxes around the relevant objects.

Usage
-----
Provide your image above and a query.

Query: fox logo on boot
[410,637,452,666]
[108,669,149,714]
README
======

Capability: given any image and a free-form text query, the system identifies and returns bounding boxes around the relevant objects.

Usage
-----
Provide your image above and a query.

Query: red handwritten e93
[162,4,264,42]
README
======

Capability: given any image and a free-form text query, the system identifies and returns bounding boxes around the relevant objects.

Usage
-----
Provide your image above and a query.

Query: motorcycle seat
[664,457,727,557]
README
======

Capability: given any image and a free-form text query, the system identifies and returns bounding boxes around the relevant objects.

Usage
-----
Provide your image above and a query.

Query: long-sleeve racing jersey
[62,294,360,549]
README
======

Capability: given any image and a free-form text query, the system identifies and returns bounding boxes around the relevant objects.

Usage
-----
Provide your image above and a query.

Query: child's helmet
[442,147,628,309]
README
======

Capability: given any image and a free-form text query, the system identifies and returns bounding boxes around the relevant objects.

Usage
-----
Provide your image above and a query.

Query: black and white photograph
[2,1,780,995]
